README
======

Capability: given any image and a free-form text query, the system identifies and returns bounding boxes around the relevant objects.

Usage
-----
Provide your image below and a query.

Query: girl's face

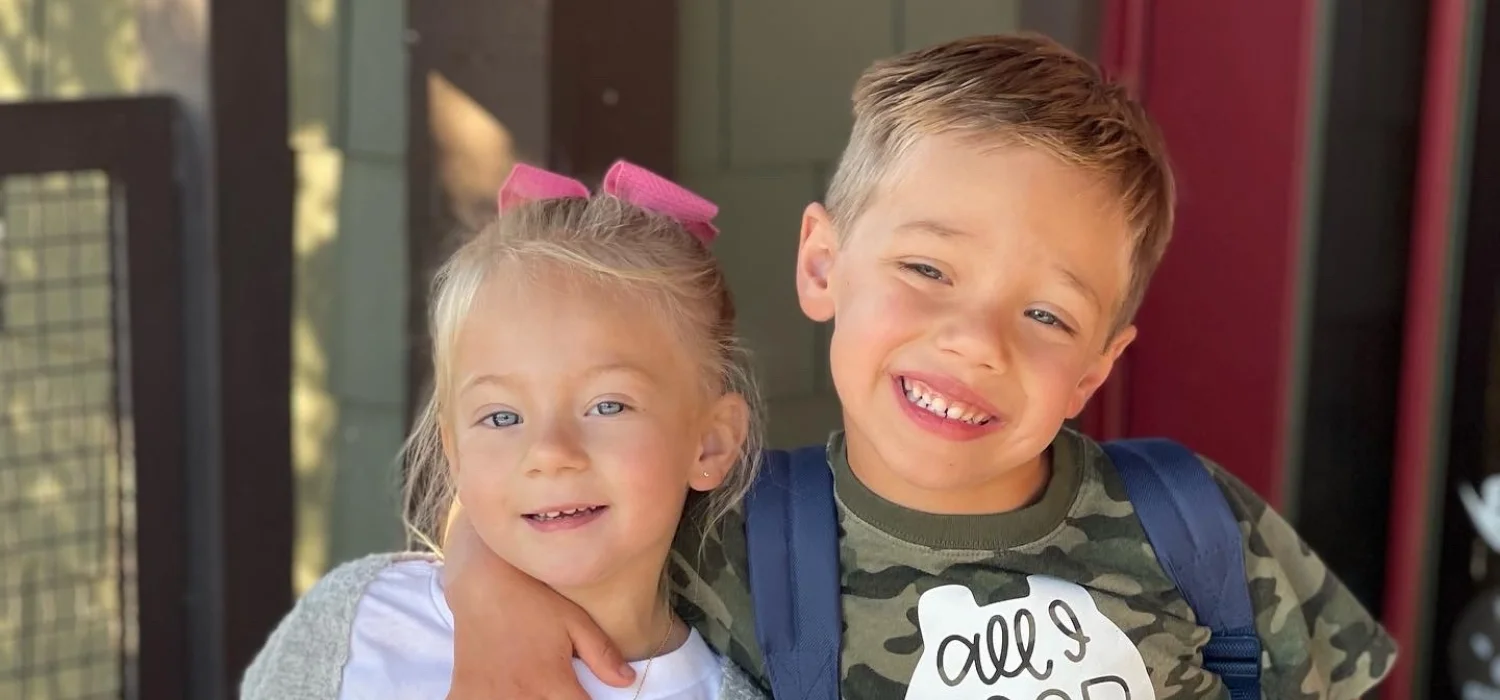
[443,268,745,593]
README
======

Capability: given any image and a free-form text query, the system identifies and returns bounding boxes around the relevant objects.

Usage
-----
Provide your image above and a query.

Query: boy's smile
[796,135,1139,515]
[893,373,1004,440]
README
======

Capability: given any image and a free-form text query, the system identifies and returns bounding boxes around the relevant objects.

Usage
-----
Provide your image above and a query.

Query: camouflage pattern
[669,427,1396,699]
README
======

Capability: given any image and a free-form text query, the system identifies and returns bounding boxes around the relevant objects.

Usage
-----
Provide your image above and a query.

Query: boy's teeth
[902,378,993,426]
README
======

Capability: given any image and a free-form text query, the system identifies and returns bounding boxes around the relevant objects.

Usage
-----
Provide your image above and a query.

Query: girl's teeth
[532,506,599,521]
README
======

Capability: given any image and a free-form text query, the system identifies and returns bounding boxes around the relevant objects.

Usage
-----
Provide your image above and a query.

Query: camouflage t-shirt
[670,428,1396,699]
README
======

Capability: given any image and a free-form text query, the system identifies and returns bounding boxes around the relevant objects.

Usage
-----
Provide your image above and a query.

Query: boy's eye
[588,400,628,416]
[900,262,947,282]
[1025,308,1074,333]
[483,410,521,428]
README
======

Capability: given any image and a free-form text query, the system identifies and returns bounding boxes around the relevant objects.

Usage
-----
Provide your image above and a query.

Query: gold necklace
[630,614,677,700]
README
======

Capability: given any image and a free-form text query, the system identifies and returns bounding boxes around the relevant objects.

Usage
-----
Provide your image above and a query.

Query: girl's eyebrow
[580,362,659,383]
[458,362,659,396]
[459,372,515,395]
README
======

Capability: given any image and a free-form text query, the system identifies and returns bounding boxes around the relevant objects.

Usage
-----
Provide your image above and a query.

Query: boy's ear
[1066,324,1137,418]
[691,393,750,492]
[796,202,838,323]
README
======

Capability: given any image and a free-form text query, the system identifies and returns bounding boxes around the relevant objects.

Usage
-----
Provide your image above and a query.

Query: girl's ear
[690,393,750,491]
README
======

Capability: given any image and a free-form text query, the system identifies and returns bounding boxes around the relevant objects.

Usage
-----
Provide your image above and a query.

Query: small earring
[701,471,710,478]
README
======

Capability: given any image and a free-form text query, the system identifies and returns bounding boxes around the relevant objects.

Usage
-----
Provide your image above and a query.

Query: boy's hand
[442,512,636,699]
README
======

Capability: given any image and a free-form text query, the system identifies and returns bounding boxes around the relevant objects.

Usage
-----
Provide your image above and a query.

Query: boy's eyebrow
[896,219,1105,312]
[894,219,971,238]
[1056,265,1103,311]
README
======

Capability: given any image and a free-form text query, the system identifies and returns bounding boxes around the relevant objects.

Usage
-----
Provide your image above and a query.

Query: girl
[241,161,768,700]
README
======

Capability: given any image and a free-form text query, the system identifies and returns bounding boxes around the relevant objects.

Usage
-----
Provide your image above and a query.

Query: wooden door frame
[207,0,296,692]
[1424,5,1500,694]
[1381,0,1488,695]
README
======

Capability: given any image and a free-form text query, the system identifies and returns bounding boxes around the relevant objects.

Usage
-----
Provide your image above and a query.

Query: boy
[440,33,1395,699]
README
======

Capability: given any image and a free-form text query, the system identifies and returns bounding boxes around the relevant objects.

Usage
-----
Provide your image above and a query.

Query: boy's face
[796,136,1138,514]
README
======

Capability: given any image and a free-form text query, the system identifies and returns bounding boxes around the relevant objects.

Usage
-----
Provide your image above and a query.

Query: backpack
[742,438,1262,700]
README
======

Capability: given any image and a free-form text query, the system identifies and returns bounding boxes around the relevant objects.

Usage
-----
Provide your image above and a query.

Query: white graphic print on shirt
[906,575,1155,700]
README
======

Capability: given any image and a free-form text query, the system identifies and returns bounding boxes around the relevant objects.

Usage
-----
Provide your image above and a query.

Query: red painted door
[1094,0,1325,507]
[1096,2,1486,698]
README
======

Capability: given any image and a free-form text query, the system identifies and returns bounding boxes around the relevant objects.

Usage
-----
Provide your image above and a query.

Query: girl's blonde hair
[400,190,763,553]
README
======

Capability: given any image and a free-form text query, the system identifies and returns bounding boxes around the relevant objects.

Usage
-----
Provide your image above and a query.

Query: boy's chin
[881,448,1018,490]
[854,417,1051,482]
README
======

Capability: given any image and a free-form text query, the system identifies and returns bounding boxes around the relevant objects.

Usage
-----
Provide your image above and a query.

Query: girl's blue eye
[1025,308,1074,333]
[900,262,946,282]
[589,400,628,416]
[483,411,521,428]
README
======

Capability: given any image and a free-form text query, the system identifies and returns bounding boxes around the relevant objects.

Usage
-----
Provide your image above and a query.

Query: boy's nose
[525,420,590,475]
[934,314,1012,373]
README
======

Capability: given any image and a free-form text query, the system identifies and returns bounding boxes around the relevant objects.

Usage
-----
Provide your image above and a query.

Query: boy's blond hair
[826,33,1175,330]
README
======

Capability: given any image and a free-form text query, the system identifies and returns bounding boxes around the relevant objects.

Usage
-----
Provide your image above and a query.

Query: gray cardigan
[239,553,767,699]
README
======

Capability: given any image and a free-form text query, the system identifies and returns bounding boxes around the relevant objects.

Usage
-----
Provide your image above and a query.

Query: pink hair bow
[497,160,720,245]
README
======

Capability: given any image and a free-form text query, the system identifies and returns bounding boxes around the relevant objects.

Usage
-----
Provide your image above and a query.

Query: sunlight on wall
[291,139,341,593]
[428,70,514,228]
[290,0,410,593]
[0,0,141,100]
[289,0,341,595]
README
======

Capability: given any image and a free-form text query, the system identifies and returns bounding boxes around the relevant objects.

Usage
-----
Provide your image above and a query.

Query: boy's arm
[1207,461,1398,700]
[442,513,636,700]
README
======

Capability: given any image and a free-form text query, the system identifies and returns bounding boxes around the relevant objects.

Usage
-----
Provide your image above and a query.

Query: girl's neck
[557,581,682,661]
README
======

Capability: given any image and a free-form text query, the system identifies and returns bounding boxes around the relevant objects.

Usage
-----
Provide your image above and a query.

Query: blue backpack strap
[743,446,842,700]
[1102,438,1262,700]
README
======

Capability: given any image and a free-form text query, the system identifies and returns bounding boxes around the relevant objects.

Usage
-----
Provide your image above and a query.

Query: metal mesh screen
[0,171,136,700]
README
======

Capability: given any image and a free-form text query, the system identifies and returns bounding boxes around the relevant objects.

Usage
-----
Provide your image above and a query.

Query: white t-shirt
[337,559,725,700]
